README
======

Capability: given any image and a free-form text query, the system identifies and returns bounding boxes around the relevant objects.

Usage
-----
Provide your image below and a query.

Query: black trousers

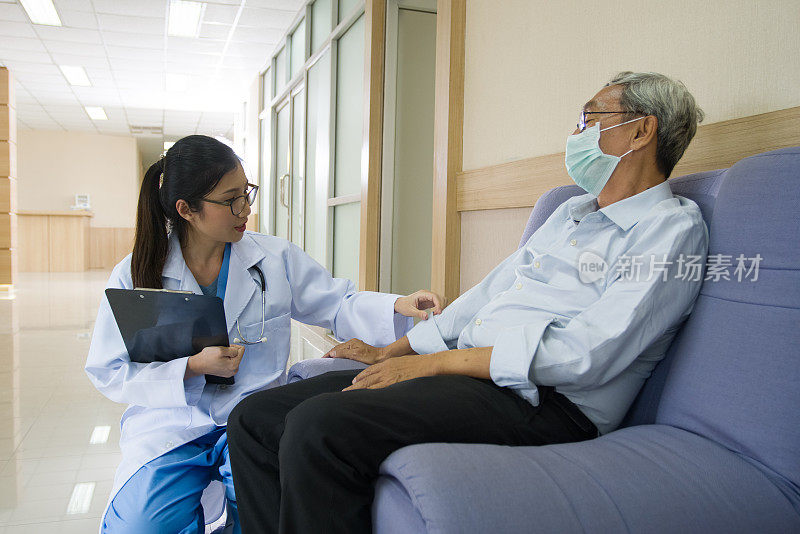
[226,370,598,534]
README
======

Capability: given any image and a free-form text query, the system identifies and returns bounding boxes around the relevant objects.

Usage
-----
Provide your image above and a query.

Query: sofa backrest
[653,147,800,488]
[520,147,800,487]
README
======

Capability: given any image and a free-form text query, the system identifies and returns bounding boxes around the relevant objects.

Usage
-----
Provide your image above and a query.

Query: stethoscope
[232,265,267,345]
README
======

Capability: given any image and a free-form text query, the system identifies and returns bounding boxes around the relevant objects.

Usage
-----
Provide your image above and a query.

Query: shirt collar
[567,180,673,231]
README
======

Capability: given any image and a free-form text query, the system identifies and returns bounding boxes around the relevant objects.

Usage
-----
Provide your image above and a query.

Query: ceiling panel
[58,10,100,30]
[101,31,164,49]
[204,4,240,25]
[34,26,103,44]
[2,37,48,52]
[199,24,231,40]
[3,0,307,142]
[97,14,164,35]
[48,53,110,68]
[42,40,108,57]
[0,21,37,38]
[93,0,167,17]
[53,0,94,12]
[239,8,296,29]
[0,3,27,23]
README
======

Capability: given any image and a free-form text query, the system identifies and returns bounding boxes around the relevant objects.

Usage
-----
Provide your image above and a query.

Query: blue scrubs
[104,245,239,533]
[103,428,238,533]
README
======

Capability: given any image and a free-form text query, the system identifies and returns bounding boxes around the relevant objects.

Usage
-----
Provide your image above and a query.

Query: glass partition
[333,15,365,197]
[290,20,306,78]
[311,0,332,53]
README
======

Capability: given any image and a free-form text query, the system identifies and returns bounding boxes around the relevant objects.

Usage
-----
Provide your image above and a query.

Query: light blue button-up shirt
[406,181,708,434]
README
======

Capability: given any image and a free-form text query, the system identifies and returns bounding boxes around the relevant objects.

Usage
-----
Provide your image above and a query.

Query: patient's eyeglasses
[201,183,259,216]
[577,110,630,133]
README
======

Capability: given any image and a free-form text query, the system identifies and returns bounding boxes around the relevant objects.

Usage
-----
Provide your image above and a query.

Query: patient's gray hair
[606,72,704,178]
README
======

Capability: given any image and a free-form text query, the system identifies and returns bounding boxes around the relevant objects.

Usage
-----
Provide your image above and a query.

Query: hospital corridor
[0,271,124,532]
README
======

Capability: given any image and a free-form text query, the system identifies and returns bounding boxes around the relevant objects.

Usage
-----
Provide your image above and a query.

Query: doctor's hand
[323,338,386,365]
[342,354,440,391]
[394,290,445,320]
[185,345,245,379]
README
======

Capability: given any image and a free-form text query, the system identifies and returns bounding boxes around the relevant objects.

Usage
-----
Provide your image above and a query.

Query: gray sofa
[287,147,800,533]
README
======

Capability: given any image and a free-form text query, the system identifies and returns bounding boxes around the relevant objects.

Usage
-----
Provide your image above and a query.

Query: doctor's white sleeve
[285,243,412,346]
[406,245,527,355]
[84,272,205,409]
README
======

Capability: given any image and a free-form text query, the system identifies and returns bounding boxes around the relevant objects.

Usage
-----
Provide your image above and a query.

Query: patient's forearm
[380,336,417,361]
[434,347,492,380]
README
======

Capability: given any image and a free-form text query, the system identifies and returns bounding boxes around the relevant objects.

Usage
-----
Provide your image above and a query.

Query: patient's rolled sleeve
[490,319,555,405]
[406,318,450,355]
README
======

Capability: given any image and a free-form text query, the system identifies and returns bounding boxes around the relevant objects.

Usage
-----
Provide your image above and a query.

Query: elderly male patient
[227,71,709,534]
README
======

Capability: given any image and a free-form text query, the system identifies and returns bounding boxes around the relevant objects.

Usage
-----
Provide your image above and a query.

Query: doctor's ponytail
[131,135,240,288]
[132,157,169,288]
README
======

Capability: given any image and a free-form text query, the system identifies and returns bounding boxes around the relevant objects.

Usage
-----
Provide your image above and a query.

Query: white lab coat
[85,231,412,526]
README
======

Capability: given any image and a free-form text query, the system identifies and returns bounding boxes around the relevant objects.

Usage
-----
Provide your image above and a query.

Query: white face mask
[564,117,644,197]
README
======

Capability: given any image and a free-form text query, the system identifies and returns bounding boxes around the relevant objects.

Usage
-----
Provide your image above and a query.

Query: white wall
[17,130,139,228]
[459,0,800,291]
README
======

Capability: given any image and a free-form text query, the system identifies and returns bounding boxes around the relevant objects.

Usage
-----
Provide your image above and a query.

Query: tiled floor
[0,271,124,533]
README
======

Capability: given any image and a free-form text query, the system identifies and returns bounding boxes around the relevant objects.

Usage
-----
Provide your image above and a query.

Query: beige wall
[18,130,139,228]
[459,0,800,291]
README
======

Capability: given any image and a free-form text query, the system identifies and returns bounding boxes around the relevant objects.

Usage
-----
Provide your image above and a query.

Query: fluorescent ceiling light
[168,1,206,38]
[85,106,108,121]
[166,73,188,92]
[164,141,175,150]
[59,65,91,87]
[89,425,110,445]
[19,0,62,26]
[66,482,95,515]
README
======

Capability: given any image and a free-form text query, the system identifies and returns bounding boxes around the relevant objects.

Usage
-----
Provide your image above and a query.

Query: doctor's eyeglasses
[202,184,259,216]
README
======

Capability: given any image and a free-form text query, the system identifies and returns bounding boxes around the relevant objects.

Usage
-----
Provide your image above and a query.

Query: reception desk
[17,210,92,272]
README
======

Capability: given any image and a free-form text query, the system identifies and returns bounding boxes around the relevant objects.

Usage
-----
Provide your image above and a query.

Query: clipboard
[105,288,233,385]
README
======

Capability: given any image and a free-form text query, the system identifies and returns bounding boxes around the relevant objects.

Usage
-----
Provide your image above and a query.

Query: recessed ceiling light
[168,0,206,38]
[19,0,62,26]
[59,65,91,87]
[165,73,188,92]
[85,106,108,121]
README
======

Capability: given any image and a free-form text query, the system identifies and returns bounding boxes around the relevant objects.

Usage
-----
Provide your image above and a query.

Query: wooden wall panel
[431,0,466,306]
[89,228,115,270]
[359,0,386,291]
[0,141,15,178]
[113,227,134,263]
[0,249,15,285]
[48,216,87,271]
[17,215,48,272]
[456,106,800,212]
[0,178,17,213]
[0,213,17,249]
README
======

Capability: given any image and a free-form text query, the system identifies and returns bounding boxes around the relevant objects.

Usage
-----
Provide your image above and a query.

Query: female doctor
[85,135,442,533]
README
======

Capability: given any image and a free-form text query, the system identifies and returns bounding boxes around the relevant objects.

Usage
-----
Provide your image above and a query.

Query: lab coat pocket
[236,312,292,376]
[120,405,192,442]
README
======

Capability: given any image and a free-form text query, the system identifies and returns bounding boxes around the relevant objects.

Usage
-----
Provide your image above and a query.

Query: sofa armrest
[374,425,800,533]
[286,358,368,383]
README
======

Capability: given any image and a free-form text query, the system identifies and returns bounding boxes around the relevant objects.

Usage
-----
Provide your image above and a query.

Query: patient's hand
[323,338,386,365]
[394,290,445,320]
[343,354,440,391]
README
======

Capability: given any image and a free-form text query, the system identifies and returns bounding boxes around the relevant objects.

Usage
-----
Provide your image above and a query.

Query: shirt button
[219,384,229,390]
[515,282,522,290]
[165,441,173,449]
[534,261,541,268]
[475,318,482,325]
[570,239,577,246]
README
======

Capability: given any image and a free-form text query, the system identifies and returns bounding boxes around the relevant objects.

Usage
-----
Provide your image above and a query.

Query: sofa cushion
[656,147,800,488]
[375,425,800,533]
